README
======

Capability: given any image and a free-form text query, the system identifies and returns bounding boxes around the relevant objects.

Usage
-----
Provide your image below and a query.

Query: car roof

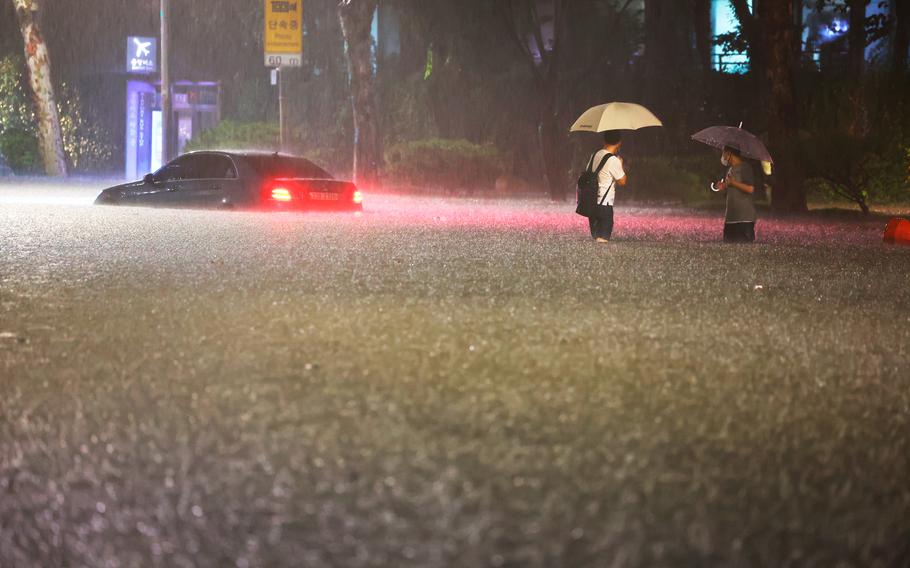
[181,150,302,159]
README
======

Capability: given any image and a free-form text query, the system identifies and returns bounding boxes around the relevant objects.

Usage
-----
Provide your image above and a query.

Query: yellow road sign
[264,0,302,67]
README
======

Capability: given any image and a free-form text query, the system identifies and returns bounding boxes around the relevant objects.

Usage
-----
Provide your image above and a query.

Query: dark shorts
[588,205,614,240]
[723,222,756,243]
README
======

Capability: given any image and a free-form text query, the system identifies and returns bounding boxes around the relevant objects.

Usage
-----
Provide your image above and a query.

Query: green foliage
[379,70,437,145]
[186,119,339,175]
[290,102,353,175]
[802,132,907,211]
[801,74,910,211]
[624,156,712,204]
[715,29,749,56]
[385,138,503,191]
[185,120,280,152]
[373,0,642,193]
[0,56,37,173]
[0,55,113,174]
[0,56,34,133]
[0,128,40,173]
[57,84,114,172]
[232,81,276,123]
[423,47,434,81]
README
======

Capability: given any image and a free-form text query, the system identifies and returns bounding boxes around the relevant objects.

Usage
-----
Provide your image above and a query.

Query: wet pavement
[2,182,909,567]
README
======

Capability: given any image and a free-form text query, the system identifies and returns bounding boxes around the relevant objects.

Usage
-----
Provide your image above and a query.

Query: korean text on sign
[264,0,302,67]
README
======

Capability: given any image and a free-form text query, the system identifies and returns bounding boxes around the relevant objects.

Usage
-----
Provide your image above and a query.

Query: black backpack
[575,152,613,218]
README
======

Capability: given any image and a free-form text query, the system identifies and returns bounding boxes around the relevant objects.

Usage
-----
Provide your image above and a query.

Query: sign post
[264,0,303,150]
[125,37,159,178]
[160,0,171,162]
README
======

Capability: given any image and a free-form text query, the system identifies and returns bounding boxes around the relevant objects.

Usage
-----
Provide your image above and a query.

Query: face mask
[721,155,730,167]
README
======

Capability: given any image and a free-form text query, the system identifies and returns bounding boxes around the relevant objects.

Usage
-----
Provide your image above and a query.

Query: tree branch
[496,0,546,85]
[565,0,637,103]
[729,0,756,41]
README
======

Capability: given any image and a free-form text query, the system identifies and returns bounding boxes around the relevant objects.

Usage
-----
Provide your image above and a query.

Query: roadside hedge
[0,127,40,173]
[385,138,503,192]
[185,120,280,152]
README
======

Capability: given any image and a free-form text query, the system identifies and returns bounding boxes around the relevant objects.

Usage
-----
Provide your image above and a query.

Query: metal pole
[278,67,285,151]
[160,0,171,161]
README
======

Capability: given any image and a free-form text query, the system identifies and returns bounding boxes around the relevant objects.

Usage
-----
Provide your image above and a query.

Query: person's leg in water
[743,222,755,242]
[595,206,614,242]
[723,222,755,243]
[589,216,598,239]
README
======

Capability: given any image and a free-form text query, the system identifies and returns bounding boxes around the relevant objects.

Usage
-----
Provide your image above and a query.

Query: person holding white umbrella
[583,131,628,242]
[571,102,662,242]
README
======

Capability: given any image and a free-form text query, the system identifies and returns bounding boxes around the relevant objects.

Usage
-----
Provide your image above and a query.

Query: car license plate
[309,192,339,201]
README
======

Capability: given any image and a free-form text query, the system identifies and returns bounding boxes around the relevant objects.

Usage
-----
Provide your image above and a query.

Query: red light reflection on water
[354,197,886,247]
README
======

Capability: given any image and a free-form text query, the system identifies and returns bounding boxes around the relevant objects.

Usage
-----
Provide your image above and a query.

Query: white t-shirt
[592,149,626,206]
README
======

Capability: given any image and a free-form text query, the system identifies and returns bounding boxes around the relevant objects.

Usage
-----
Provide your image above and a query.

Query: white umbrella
[570,102,663,133]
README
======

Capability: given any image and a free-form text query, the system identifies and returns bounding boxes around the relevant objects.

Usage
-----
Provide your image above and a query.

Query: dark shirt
[725,163,757,224]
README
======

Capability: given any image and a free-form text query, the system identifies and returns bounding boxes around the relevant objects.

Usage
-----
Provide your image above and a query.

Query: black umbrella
[691,124,773,163]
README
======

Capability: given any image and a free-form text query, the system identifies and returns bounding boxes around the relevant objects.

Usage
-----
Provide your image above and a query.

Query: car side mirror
[143,173,156,184]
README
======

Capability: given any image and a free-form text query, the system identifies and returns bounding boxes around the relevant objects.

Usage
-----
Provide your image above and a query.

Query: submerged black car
[95,151,363,211]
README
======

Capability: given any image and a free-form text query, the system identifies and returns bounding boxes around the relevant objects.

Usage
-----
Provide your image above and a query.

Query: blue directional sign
[125,81,156,179]
[127,36,157,74]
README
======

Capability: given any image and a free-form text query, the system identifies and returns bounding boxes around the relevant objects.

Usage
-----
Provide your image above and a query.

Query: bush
[0,128,40,173]
[802,131,908,213]
[0,153,11,176]
[385,138,503,192]
[623,156,713,204]
[1,55,114,174]
[57,84,114,172]
[0,56,37,174]
[800,74,910,212]
[185,120,280,152]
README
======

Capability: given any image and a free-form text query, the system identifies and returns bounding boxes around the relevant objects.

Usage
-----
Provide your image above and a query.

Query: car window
[245,156,332,179]
[156,156,198,182]
[196,155,237,179]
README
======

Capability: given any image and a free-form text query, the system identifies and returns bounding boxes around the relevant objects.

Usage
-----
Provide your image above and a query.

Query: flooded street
[2,183,908,566]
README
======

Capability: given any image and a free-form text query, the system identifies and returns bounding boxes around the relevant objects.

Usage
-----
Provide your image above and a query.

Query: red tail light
[270,187,293,202]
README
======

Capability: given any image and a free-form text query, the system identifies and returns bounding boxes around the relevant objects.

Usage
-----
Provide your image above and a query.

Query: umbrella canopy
[569,102,663,133]
[691,125,773,163]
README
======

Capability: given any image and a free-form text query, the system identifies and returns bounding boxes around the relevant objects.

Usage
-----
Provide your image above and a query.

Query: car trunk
[263,179,362,210]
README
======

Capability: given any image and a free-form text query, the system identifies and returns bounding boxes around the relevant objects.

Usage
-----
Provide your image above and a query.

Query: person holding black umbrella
[713,146,758,243]
[691,124,772,244]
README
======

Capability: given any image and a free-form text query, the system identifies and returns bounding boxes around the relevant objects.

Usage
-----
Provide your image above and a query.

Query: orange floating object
[884,218,910,245]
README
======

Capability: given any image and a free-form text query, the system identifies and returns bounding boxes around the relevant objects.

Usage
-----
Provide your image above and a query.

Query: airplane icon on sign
[133,38,152,58]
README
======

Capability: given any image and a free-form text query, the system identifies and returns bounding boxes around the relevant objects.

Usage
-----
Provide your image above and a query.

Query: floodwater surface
[1,182,909,567]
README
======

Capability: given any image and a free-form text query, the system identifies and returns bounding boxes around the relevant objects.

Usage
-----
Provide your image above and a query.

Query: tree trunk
[339,0,380,188]
[758,0,806,213]
[644,0,701,150]
[848,0,866,77]
[693,0,713,72]
[894,0,910,72]
[538,90,567,202]
[847,0,867,137]
[497,0,570,200]
[536,0,568,201]
[730,0,765,80]
[13,0,66,177]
